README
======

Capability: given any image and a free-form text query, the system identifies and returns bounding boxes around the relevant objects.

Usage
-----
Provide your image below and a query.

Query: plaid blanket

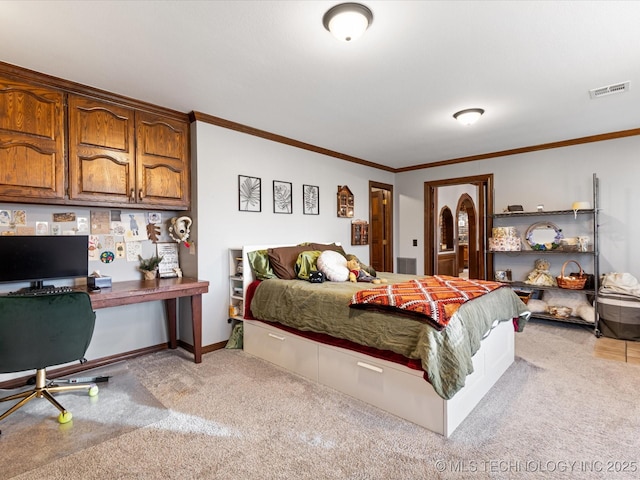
[349,275,505,330]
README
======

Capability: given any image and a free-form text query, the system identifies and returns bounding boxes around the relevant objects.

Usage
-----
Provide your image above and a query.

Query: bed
[240,243,530,437]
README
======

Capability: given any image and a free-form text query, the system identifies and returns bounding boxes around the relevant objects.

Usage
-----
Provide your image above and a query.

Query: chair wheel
[58,411,73,424]
[88,385,99,397]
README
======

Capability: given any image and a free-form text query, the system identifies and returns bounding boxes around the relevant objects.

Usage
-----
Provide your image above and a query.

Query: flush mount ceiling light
[323,3,373,42]
[453,108,485,126]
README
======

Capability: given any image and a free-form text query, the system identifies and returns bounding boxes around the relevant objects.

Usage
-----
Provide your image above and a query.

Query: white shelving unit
[229,248,244,327]
[490,174,600,335]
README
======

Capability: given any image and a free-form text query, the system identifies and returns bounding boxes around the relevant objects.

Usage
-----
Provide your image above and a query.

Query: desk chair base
[0,368,98,427]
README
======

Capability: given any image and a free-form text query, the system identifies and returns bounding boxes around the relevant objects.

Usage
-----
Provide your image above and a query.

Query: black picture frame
[303,184,319,215]
[273,180,292,214]
[238,175,261,212]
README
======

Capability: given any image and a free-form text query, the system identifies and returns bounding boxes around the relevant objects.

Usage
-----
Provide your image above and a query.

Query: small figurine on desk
[173,267,183,278]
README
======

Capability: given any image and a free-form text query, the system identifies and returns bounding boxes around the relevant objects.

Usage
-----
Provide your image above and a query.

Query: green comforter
[250,273,530,399]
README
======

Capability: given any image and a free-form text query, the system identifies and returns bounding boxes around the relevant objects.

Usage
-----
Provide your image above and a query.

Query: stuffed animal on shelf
[347,258,387,284]
[524,258,556,287]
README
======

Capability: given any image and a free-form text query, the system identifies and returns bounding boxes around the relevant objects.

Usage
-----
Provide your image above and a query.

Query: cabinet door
[68,95,136,203]
[135,111,190,208]
[0,76,65,200]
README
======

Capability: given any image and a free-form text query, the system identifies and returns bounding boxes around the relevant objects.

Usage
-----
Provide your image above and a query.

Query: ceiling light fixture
[323,3,373,42]
[453,108,485,126]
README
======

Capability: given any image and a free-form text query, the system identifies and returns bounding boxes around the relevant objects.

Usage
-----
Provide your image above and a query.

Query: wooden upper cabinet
[0,76,65,200]
[68,95,136,204]
[135,111,190,208]
[69,96,190,209]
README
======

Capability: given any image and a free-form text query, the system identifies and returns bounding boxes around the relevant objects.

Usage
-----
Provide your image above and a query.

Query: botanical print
[239,175,261,212]
[273,181,292,214]
[303,184,319,215]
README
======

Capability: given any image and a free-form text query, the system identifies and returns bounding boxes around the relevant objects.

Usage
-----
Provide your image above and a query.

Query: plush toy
[524,258,556,287]
[347,258,387,284]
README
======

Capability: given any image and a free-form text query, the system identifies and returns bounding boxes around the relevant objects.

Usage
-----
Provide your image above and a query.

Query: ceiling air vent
[589,81,630,99]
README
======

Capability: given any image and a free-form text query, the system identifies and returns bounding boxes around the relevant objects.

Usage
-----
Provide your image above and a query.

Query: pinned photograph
[0,210,11,225]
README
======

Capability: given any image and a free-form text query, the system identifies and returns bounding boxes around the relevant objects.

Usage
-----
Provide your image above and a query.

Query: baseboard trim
[0,340,228,389]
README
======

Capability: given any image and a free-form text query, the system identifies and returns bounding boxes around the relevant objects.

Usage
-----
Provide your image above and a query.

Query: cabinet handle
[130,188,135,201]
[139,189,144,201]
[357,361,383,373]
[268,333,286,341]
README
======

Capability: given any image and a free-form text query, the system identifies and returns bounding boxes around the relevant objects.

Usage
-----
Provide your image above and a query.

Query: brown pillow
[309,242,347,257]
[268,246,308,279]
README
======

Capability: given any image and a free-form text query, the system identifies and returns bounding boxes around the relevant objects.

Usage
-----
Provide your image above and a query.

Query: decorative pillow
[542,289,590,316]
[295,250,322,280]
[317,250,349,282]
[247,250,277,280]
[345,254,376,277]
[310,242,347,257]
[267,246,308,280]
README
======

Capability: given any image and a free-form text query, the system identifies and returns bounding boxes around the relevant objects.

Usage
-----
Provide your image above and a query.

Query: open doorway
[424,174,494,279]
[369,181,393,272]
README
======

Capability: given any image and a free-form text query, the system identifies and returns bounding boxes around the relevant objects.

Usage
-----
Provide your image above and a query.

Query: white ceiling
[2,1,640,170]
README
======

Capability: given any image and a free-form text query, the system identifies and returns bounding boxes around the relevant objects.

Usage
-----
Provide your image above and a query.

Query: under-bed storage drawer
[243,320,319,381]
[317,344,446,434]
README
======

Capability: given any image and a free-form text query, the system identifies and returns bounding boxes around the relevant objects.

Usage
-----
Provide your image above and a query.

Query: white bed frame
[240,245,515,437]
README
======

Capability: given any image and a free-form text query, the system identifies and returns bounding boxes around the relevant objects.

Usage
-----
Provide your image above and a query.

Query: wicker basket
[556,260,587,290]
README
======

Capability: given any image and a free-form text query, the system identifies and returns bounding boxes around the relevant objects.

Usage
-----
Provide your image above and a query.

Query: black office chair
[0,291,98,429]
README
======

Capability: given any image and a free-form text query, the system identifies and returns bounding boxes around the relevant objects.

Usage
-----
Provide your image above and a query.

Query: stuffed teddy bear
[524,258,556,287]
[347,258,387,284]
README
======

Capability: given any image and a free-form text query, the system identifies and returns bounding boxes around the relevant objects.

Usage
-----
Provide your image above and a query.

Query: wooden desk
[87,277,209,363]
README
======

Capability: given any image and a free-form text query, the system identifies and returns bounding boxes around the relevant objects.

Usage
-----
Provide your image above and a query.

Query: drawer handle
[268,333,285,341]
[357,361,383,373]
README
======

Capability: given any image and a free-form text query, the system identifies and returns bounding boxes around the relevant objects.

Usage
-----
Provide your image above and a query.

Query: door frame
[369,180,393,272]
[424,174,494,279]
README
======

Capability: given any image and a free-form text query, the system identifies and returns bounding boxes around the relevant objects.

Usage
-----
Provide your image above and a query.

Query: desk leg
[166,298,178,350]
[191,294,203,364]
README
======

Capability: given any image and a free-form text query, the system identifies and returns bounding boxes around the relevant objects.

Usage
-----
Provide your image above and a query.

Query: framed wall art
[273,180,292,214]
[238,175,261,212]
[303,184,319,215]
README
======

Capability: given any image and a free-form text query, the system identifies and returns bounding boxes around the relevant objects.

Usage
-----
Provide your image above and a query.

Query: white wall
[185,121,395,346]
[395,135,640,279]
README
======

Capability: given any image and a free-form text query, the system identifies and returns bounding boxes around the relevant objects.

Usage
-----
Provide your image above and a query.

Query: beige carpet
[2,321,640,480]
[0,363,168,479]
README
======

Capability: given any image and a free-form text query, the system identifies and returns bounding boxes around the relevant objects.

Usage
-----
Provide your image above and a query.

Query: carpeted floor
[2,320,640,480]
[0,362,168,479]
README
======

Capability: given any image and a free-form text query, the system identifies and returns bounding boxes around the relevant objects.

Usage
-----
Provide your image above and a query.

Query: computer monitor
[0,235,89,289]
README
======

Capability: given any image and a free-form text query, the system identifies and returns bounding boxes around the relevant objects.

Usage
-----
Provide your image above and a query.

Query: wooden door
[369,182,393,272]
[68,95,136,204]
[0,76,65,201]
[135,111,190,208]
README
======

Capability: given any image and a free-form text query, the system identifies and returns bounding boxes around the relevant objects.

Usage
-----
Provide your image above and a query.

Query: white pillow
[317,250,349,282]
